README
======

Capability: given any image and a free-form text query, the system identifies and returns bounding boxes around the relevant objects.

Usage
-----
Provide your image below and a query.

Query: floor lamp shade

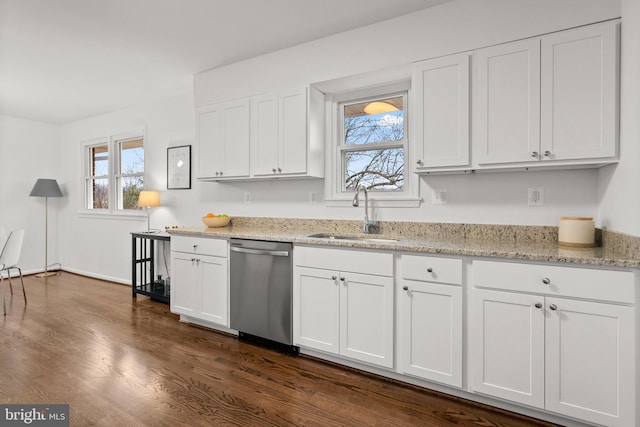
[29,179,63,278]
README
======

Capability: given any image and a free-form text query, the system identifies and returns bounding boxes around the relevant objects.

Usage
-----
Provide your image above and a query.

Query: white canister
[558,217,595,248]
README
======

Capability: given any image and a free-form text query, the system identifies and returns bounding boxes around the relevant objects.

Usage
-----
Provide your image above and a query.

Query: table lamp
[29,178,63,278]
[138,190,160,233]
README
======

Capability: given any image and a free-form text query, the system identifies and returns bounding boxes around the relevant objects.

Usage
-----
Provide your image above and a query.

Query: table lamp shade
[29,179,63,198]
[138,191,160,207]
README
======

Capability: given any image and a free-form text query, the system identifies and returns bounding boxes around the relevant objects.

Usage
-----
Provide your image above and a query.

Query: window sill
[77,209,147,220]
[325,197,422,208]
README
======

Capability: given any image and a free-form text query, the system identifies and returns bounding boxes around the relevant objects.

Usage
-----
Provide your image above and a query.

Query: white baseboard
[58,266,130,285]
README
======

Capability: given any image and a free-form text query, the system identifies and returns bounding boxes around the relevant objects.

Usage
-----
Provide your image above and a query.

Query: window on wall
[83,130,145,214]
[325,80,418,206]
[341,94,406,192]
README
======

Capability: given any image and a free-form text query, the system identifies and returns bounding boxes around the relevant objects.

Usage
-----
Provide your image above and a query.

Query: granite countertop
[167,218,640,269]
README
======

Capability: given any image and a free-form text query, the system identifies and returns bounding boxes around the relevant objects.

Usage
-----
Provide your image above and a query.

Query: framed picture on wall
[167,145,191,189]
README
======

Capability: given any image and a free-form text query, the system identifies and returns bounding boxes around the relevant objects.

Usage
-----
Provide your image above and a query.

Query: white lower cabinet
[170,236,229,327]
[470,260,636,427]
[400,254,463,387]
[293,246,394,368]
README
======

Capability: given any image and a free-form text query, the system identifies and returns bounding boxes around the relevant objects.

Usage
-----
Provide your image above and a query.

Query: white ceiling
[0,0,452,124]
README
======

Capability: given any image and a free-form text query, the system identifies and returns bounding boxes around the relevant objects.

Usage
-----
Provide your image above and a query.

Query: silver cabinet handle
[190,258,196,262]
[277,167,282,173]
[535,302,542,309]
[331,275,337,280]
[531,151,539,158]
[272,168,277,173]
[340,277,346,285]
[416,160,423,166]
[542,278,551,285]
[427,268,433,273]
[543,151,551,157]
[230,246,289,257]
[193,244,198,249]
[402,286,409,291]
[549,304,558,311]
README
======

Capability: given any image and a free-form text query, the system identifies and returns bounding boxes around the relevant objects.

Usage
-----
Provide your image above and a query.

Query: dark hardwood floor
[0,272,558,426]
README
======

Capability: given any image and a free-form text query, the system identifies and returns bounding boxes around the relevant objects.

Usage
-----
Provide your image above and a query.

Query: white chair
[0,227,7,254]
[1,230,26,315]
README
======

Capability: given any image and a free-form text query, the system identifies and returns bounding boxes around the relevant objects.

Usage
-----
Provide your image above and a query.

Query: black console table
[131,232,171,304]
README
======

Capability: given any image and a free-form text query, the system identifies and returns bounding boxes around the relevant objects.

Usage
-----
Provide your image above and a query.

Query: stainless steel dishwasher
[229,239,296,351]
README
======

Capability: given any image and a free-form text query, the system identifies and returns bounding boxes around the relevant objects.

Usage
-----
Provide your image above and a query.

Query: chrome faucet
[352,184,379,234]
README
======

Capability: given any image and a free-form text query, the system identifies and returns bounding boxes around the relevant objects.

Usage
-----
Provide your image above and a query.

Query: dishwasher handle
[230,246,290,257]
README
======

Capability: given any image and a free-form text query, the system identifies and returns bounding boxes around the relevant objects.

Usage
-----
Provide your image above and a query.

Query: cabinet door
[470,289,545,408]
[401,281,462,387]
[540,22,618,161]
[475,39,541,164]
[340,272,394,368]
[221,99,251,178]
[252,93,279,177]
[197,106,224,178]
[170,252,199,316]
[198,255,228,327]
[413,53,470,169]
[279,87,308,175]
[293,266,340,355]
[545,298,634,426]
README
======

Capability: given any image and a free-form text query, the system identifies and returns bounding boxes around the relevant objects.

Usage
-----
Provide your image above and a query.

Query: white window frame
[79,129,147,218]
[325,81,420,207]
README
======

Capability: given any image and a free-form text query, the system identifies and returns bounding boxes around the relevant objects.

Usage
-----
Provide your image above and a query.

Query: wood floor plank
[0,272,559,426]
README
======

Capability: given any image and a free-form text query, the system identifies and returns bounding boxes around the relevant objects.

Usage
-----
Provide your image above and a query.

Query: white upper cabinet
[474,21,619,168]
[540,22,618,161]
[474,39,541,164]
[412,53,470,170]
[252,87,311,177]
[197,98,250,179]
[251,92,279,176]
[198,86,323,181]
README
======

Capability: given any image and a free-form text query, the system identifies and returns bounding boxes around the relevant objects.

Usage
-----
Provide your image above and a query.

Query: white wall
[57,94,196,282]
[53,0,628,284]
[0,115,61,275]
[598,0,640,236]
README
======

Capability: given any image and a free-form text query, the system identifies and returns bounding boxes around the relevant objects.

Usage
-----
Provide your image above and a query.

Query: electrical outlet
[309,192,317,204]
[528,187,543,207]
[431,189,447,205]
[244,192,251,203]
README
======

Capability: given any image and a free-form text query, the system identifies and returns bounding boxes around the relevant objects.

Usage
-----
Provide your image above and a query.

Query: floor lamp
[29,179,63,278]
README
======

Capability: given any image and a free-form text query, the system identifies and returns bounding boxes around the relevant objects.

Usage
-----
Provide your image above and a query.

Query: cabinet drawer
[473,260,635,304]
[171,235,228,257]
[401,255,462,285]
[295,246,392,277]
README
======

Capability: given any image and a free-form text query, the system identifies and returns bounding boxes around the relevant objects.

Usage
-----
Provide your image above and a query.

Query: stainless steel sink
[306,233,399,243]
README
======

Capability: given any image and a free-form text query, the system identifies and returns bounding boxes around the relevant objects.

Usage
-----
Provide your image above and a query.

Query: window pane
[120,138,144,174]
[90,145,108,176]
[344,147,404,191]
[118,175,143,210]
[90,178,109,209]
[344,96,404,145]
